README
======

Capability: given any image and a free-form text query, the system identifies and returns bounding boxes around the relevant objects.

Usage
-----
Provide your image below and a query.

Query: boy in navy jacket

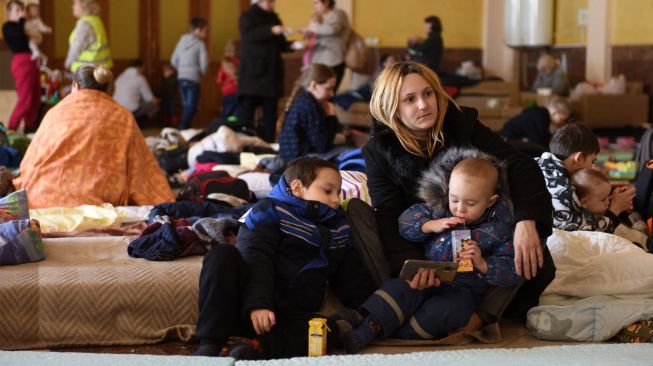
[194,157,375,359]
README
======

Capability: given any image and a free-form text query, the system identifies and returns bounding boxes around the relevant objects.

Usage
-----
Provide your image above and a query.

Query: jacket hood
[417,146,511,213]
[268,174,343,224]
[178,33,202,51]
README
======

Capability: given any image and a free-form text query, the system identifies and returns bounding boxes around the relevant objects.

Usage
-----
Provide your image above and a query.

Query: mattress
[0,236,202,350]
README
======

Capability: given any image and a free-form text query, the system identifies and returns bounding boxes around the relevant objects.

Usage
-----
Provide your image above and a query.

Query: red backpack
[177,171,253,203]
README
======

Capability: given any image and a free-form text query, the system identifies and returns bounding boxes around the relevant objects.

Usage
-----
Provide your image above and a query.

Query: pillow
[0,189,29,223]
[0,219,45,265]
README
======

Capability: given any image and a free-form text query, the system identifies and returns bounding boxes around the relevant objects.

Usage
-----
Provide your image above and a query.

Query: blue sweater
[279,90,338,162]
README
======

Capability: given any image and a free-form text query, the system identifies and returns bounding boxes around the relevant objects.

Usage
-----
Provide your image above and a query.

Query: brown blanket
[0,236,202,350]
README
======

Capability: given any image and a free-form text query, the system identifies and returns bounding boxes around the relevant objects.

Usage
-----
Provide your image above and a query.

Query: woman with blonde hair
[14,65,173,208]
[278,63,338,162]
[531,54,569,96]
[65,0,112,72]
[361,61,556,325]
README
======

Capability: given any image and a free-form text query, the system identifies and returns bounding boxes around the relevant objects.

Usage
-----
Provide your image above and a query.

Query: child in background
[171,17,208,130]
[278,63,338,163]
[538,123,636,232]
[194,157,376,360]
[160,64,178,126]
[340,148,521,353]
[24,3,51,65]
[500,96,572,153]
[572,168,648,249]
[216,40,239,119]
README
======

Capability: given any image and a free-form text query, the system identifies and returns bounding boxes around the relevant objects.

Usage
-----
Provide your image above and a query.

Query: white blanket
[527,229,653,341]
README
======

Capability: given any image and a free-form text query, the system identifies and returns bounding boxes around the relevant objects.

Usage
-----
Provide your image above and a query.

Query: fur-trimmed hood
[417,146,511,213]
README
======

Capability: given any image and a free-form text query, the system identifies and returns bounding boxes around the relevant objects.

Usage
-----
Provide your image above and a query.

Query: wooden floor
[49,320,583,356]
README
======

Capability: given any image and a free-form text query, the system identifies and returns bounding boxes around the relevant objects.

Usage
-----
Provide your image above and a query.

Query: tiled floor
[50,320,584,357]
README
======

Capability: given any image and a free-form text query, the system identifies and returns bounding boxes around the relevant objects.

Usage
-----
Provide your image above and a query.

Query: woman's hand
[513,220,542,280]
[407,268,440,290]
[407,35,423,45]
[250,309,276,335]
[609,185,636,216]
[461,240,487,273]
[271,25,285,35]
[322,101,336,116]
[421,217,464,234]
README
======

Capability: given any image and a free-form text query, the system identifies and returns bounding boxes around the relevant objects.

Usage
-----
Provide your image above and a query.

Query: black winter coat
[409,31,444,74]
[499,107,552,149]
[362,104,553,275]
[238,4,290,98]
[237,198,375,316]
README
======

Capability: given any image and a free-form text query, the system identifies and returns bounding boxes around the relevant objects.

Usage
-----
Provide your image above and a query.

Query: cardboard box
[574,94,649,128]
[456,95,511,118]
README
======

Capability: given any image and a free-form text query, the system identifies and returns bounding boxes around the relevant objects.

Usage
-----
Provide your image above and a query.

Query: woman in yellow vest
[64,0,112,72]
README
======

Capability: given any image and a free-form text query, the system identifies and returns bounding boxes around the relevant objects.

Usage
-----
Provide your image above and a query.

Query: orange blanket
[14,89,174,208]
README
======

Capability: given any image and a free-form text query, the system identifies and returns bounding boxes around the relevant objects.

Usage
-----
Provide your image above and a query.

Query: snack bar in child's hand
[452,230,474,272]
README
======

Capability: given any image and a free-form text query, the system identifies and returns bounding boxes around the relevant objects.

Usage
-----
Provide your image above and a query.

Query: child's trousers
[196,244,338,359]
[360,276,487,340]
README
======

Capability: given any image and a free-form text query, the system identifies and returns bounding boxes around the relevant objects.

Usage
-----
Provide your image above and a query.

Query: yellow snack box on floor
[308,318,330,356]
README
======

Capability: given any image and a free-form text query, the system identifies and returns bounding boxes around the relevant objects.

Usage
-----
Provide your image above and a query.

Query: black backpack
[177,171,253,203]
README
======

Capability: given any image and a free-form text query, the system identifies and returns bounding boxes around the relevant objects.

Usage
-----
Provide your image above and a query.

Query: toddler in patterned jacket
[341,147,522,353]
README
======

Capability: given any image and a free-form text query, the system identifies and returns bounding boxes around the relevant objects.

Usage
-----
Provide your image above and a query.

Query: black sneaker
[192,343,223,357]
[329,308,365,352]
[329,308,364,328]
[228,343,263,360]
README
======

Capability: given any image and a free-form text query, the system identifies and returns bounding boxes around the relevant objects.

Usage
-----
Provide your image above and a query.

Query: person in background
[500,97,571,154]
[538,123,635,233]
[301,0,351,91]
[65,0,112,72]
[160,64,178,126]
[237,0,291,143]
[216,40,239,119]
[333,53,396,110]
[531,54,569,96]
[571,168,648,248]
[171,17,209,130]
[13,65,174,208]
[113,59,159,126]
[2,0,41,132]
[278,63,338,163]
[24,2,51,65]
[407,15,443,74]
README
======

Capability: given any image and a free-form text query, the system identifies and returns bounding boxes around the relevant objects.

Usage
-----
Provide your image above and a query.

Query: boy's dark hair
[283,157,339,188]
[189,17,207,31]
[6,0,24,11]
[549,122,600,160]
[129,59,144,68]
